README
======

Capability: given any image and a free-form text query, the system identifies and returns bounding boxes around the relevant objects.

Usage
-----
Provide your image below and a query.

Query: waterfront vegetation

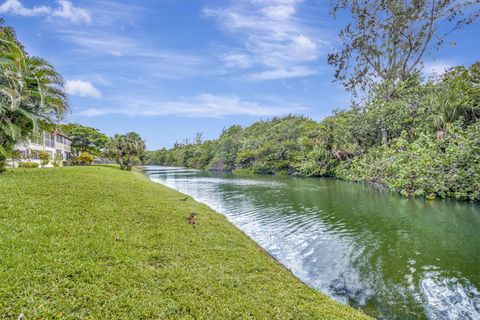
[146,64,480,201]
[145,1,480,202]
[2,2,479,200]
[1,1,479,318]
[0,166,368,319]
[105,132,146,171]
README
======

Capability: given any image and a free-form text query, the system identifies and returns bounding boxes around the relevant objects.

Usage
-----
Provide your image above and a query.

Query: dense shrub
[11,149,22,160]
[38,151,50,167]
[338,123,480,201]
[18,162,39,168]
[53,153,62,167]
[146,63,480,201]
[252,161,275,175]
[77,152,94,166]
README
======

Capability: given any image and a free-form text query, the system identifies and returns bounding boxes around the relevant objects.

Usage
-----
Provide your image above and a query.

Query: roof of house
[53,130,72,140]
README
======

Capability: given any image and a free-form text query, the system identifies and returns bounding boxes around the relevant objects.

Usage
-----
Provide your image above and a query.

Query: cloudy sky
[1,0,479,148]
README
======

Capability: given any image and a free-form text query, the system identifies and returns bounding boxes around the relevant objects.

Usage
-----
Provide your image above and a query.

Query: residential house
[13,131,72,167]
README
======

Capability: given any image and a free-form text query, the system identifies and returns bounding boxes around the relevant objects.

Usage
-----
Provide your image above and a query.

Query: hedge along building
[12,131,72,167]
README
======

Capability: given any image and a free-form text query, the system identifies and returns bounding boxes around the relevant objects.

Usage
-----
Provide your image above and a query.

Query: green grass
[0,166,369,319]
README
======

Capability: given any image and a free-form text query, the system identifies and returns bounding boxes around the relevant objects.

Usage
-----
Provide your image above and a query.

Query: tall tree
[60,123,109,156]
[0,19,68,171]
[328,0,480,94]
[104,132,146,171]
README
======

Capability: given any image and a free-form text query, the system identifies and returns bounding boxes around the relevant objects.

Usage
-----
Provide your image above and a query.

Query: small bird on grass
[179,197,188,201]
[187,212,197,228]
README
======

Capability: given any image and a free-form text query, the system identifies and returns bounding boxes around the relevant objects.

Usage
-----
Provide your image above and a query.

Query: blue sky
[1,0,479,149]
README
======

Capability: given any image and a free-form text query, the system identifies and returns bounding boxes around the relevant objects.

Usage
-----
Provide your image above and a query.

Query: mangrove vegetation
[146,64,480,201]
[146,1,480,202]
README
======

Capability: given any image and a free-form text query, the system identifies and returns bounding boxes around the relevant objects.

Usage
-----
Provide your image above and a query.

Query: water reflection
[144,166,480,319]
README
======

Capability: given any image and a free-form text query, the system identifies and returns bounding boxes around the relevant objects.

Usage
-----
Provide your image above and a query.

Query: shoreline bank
[0,166,369,319]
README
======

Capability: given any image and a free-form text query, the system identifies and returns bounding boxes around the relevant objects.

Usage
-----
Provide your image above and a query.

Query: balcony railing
[28,134,72,151]
[54,142,71,152]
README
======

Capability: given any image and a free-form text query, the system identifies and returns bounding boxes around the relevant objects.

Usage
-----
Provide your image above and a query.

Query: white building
[13,131,72,167]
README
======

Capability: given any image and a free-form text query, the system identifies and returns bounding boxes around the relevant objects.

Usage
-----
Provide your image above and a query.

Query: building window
[56,135,65,144]
[31,133,43,145]
[44,132,54,147]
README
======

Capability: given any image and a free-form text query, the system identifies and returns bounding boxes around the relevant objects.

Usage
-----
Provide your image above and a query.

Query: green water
[144,166,480,319]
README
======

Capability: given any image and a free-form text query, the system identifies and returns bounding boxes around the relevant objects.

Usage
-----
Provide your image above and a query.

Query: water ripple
[145,166,480,320]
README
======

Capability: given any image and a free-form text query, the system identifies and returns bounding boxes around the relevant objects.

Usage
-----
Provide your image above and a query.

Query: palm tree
[429,91,463,139]
[0,19,68,171]
[429,64,480,139]
[105,132,146,170]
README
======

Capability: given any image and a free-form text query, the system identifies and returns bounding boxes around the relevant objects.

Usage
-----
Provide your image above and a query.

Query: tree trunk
[381,127,388,145]
[0,157,6,173]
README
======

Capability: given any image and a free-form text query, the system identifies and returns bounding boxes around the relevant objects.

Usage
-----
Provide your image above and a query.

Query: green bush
[340,123,480,201]
[38,151,50,167]
[78,151,94,166]
[18,162,39,168]
[11,149,22,160]
[231,168,254,175]
[53,151,65,167]
[252,161,275,175]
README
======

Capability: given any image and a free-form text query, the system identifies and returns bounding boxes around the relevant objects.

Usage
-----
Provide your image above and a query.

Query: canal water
[144,166,480,319]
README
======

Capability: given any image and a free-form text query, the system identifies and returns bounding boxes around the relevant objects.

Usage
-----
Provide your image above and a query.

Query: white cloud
[76,93,306,118]
[0,0,91,24]
[66,80,102,98]
[57,30,210,79]
[85,1,143,27]
[260,4,296,19]
[423,60,455,76]
[249,66,316,80]
[58,31,137,56]
[51,0,91,24]
[110,51,123,57]
[0,0,49,16]
[222,53,252,69]
[205,0,326,80]
[59,30,203,62]
[292,34,317,60]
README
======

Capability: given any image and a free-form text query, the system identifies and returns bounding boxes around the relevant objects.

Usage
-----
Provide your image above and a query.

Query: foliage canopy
[328,0,480,94]
[147,63,480,201]
[60,123,109,156]
[105,132,146,171]
[0,19,68,171]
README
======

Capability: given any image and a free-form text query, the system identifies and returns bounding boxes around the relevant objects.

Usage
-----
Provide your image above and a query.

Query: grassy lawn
[0,166,369,319]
